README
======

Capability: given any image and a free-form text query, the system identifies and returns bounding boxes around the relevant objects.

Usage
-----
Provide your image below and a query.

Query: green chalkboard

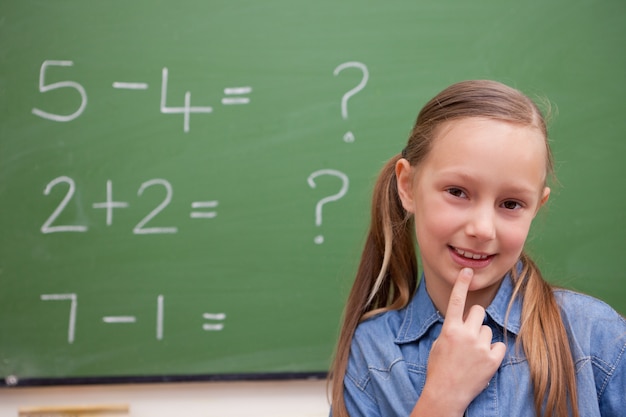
[1,0,625,385]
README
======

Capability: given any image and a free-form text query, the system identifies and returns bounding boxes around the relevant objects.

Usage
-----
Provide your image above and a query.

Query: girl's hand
[410,268,506,417]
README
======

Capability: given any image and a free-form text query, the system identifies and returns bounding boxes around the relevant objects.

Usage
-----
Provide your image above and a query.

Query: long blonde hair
[329,80,579,417]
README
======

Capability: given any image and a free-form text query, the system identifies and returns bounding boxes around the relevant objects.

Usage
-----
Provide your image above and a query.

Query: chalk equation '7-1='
[40,293,226,344]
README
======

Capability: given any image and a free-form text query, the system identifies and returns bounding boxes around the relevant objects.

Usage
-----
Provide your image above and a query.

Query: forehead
[422,117,548,186]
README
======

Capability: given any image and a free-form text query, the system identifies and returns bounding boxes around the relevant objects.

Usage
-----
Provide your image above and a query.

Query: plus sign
[92,180,129,226]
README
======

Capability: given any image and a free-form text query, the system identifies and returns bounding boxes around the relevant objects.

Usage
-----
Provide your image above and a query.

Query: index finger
[444,268,473,322]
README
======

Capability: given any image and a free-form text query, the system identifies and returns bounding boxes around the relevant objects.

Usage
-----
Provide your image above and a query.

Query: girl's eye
[446,188,467,198]
[501,200,522,210]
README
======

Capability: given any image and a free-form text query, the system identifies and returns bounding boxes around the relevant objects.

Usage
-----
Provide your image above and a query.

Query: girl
[329,80,626,416]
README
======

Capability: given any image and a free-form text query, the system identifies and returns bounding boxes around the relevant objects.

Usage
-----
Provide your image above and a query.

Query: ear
[535,186,551,215]
[395,158,416,213]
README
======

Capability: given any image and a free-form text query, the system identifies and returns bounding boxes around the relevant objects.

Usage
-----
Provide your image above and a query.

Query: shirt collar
[394,270,522,344]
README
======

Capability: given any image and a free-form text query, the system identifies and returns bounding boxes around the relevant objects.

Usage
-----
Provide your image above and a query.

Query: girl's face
[396,117,550,312]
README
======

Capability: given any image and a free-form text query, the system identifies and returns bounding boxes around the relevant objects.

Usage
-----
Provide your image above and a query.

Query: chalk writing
[190,201,219,219]
[32,60,252,132]
[307,169,349,244]
[202,313,226,331]
[92,180,129,226]
[133,179,177,234]
[333,61,369,142]
[222,86,252,105]
[103,316,136,324]
[32,60,87,122]
[41,177,219,234]
[41,176,88,234]
[40,293,77,344]
[40,294,225,343]
[113,81,148,90]
[160,67,213,133]
[156,295,164,340]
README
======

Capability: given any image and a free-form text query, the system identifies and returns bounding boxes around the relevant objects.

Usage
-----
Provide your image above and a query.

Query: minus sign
[113,82,149,90]
[103,316,136,323]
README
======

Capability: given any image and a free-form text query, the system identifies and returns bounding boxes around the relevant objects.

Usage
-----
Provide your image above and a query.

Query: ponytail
[329,154,417,417]
[512,253,579,417]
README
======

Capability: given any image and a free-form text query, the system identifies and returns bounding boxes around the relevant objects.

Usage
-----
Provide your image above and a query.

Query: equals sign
[221,86,252,105]
[190,201,218,219]
[203,312,226,331]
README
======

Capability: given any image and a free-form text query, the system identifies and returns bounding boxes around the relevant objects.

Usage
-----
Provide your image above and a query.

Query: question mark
[307,169,349,244]
[333,61,369,143]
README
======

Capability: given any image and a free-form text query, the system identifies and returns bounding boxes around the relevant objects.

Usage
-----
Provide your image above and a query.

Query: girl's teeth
[455,248,488,260]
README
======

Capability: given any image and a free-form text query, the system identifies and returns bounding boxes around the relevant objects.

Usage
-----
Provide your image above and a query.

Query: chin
[469,268,509,291]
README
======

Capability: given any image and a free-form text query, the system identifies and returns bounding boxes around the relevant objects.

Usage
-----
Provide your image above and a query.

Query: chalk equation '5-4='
[31,60,252,133]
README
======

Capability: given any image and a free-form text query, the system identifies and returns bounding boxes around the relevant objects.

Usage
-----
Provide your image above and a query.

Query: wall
[0,379,328,417]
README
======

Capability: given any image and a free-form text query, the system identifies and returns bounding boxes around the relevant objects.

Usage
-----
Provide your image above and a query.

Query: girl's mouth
[452,247,490,260]
[448,246,494,267]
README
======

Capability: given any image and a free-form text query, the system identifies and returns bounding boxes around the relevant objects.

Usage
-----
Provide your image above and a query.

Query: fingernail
[462,268,474,277]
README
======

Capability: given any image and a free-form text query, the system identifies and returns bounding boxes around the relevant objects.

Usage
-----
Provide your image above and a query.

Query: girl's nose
[466,205,496,241]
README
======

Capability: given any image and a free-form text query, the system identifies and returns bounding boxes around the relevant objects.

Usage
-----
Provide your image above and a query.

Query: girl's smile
[448,245,494,269]
[396,117,551,314]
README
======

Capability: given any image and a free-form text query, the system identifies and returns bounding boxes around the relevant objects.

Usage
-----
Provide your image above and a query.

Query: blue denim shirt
[338,274,626,416]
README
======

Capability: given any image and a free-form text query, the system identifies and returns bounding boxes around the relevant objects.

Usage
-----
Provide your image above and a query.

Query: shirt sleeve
[341,370,382,417]
[598,328,626,416]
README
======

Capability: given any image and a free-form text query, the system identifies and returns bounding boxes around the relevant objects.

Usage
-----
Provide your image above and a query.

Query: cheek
[414,203,457,243]
[498,220,532,253]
